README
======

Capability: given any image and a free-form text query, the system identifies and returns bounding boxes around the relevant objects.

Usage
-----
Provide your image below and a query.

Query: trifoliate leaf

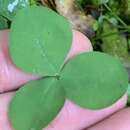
[9,78,65,130]
[10,6,72,76]
[60,52,128,109]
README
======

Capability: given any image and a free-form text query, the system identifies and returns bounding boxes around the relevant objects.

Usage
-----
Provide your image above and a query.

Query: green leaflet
[60,52,128,109]
[10,6,72,76]
[9,78,65,130]
[0,0,30,20]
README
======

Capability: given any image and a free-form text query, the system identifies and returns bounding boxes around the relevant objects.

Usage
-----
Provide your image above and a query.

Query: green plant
[75,0,130,69]
[8,6,129,130]
[0,0,36,21]
[0,15,8,29]
[127,84,130,105]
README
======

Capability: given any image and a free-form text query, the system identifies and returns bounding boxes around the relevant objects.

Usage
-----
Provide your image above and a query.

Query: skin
[0,30,37,93]
[0,30,128,130]
[86,108,130,130]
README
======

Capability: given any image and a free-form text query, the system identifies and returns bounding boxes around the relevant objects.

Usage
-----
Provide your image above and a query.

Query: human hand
[0,30,128,130]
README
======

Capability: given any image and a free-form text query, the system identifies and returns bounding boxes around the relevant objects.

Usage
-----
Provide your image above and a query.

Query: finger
[0,30,91,93]
[0,30,39,93]
[0,29,93,130]
[0,30,127,130]
[86,107,130,130]
[0,92,127,130]
[44,95,127,130]
[0,92,15,130]
[65,30,93,61]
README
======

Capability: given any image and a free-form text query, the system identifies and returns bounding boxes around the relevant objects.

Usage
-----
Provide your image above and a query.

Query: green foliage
[80,1,130,71]
[0,15,8,30]
[125,0,130,16]
[60,52,128,109]
[107,0,125,15]
[10,6,72,76]
[0,0,30,20]
[77,0,109,7]
[101,21,130,67]
[91,0,109,6]
[9,78,65,130]
[9,5,129,130]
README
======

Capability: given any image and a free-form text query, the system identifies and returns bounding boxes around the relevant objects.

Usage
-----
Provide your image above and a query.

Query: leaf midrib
[36,38,56,73]
[29,78,58,130]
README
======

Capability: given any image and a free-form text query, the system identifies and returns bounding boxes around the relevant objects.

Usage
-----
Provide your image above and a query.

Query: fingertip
[72,30,93,52]
[66,30,93,61]
[0,92,15,130]
[0,30,9,57]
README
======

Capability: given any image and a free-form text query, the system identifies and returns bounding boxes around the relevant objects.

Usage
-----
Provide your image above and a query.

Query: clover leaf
[9,5,129,130]
[60,52,128,109]
[10,6,72,76]
[9,78,65,130]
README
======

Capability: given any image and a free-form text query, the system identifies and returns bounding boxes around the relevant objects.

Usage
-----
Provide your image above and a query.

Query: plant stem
[93,29,130,41]
[103,3,128,28]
